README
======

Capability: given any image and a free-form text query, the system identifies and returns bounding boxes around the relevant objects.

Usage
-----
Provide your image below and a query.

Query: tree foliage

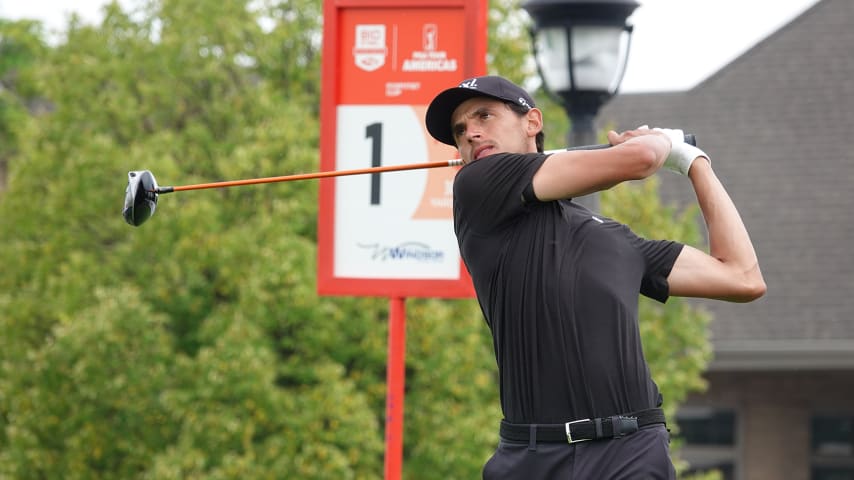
[0,1,711,478]
[0,19,47,193]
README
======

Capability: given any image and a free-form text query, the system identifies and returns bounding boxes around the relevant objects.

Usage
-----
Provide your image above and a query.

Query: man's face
[450,97,539,164]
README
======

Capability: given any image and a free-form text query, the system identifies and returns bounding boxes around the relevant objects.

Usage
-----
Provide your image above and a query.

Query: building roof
[599,0,854,369]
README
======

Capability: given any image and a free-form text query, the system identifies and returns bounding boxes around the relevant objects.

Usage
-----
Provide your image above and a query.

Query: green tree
[0,19,48,193]
[1,0,383,478]
[1,288,179,478]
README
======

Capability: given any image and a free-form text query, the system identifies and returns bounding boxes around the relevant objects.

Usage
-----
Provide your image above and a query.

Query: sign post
[319,1,486,478]
[385,296,406,478]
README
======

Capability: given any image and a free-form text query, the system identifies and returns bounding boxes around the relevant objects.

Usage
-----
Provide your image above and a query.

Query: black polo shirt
[453,152,684,424]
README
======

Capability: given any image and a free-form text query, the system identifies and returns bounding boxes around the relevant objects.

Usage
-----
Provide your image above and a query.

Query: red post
[384,296,407,479]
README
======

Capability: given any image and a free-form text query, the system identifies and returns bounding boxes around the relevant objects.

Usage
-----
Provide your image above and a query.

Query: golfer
[425,76,765,479]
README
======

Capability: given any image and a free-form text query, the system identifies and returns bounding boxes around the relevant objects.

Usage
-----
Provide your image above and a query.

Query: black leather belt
[499,408,666,444]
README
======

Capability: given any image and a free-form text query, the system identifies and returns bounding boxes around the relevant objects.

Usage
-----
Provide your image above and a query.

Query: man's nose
[465,126,482,142]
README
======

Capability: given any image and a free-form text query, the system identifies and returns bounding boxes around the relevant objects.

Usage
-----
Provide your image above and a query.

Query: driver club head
[123,170,158,226]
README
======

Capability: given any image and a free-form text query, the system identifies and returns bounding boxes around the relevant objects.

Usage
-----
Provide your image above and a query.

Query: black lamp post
[523,0,639,211]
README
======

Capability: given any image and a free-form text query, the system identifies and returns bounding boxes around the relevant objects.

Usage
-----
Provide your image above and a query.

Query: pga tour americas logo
[402,23,457,72]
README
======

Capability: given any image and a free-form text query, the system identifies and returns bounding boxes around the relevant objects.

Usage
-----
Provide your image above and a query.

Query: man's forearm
[688,158,764,286]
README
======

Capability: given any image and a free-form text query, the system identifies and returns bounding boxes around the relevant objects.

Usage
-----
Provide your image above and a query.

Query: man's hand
[606,126,671,173]
[654,127,710,175]
[606,125,667,147]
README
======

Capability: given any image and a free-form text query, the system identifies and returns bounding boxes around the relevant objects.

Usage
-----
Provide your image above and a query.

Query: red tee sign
[318,0,486,298]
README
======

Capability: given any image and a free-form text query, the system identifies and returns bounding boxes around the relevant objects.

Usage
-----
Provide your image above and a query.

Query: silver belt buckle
[565,418,591,444]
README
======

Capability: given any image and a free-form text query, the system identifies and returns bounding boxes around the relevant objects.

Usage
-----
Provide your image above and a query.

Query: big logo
[353,24,387,72]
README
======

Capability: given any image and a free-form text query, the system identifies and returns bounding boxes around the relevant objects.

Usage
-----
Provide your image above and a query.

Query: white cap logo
[459,78,479,89]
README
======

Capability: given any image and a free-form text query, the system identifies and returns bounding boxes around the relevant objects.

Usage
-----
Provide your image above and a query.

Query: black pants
[482,424,676,479]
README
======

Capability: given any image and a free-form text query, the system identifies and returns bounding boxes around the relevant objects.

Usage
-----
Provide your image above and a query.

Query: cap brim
[426,87,501,146]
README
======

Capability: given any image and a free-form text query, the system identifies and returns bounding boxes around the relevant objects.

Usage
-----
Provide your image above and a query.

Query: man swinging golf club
[425,75,766,479]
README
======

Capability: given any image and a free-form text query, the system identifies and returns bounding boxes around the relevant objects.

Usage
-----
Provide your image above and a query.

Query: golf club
[123,134,696,227]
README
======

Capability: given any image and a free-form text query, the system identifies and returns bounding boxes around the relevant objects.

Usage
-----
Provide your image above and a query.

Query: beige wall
[682,370,854,480]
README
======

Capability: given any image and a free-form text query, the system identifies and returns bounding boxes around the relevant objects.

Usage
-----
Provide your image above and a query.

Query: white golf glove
[654,127,709,175]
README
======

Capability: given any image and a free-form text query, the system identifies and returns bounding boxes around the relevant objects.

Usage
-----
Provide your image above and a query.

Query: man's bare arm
[668,158,766,302]
[532,128,671,202]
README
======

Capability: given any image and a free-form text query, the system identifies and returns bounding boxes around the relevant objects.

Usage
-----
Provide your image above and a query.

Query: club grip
[563,133,696,151]
[685,133,696,146]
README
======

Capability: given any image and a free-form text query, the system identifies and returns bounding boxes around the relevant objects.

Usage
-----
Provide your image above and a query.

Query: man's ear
[525,108,543,138]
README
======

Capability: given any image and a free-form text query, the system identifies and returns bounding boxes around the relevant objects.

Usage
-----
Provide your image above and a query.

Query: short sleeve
[636,238,685,303]
[453,152,548,235]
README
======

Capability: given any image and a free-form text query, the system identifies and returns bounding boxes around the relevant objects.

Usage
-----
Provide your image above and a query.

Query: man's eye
[454,126,465,137]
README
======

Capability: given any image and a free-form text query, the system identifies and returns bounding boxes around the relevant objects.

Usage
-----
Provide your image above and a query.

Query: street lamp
[523,0,639,211]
